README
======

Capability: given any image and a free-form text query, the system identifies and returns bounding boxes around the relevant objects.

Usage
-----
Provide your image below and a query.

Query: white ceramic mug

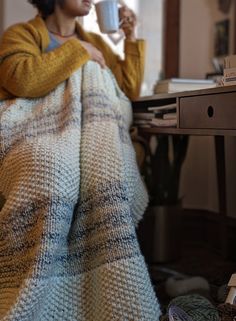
[95,0,119,34]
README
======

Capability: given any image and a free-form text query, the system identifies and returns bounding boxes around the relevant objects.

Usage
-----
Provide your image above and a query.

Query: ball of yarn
[168,294,220,321]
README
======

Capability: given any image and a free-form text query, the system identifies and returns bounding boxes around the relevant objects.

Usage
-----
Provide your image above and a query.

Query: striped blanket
[0,62,161,320]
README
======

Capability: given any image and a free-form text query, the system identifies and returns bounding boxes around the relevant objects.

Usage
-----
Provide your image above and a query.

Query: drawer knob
[207,106,214,118]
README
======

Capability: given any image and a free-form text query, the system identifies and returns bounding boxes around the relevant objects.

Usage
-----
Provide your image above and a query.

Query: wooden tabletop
[133,84,236,103]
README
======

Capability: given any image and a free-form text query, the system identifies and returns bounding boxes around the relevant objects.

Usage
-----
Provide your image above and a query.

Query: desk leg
[215,136,228,258]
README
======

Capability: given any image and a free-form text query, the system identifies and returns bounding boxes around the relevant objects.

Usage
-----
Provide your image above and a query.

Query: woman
[0,0,145,101]
[0,1,161,320]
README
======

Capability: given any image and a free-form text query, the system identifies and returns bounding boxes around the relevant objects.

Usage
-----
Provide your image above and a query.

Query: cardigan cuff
[124,39,146,57]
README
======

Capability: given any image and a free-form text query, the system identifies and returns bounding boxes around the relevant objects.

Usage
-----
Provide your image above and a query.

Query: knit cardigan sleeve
[86,32,146,101]
[115,39,146,101]
[0,24,90,98]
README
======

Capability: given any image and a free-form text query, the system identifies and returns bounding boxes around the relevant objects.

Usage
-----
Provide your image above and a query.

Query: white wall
[0,1,3,35]
[138,0,164,95]
[180,0,212,78]
[179,0,236,217]
[2,0,36,30]
[180,0,235,78]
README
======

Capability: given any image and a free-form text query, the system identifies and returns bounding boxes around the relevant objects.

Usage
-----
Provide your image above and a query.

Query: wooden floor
[148,240,236,309]
[136,208,236,309]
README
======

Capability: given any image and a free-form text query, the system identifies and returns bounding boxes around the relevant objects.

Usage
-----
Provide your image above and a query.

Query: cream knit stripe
[2,257,160,321]
[81,64,148,225]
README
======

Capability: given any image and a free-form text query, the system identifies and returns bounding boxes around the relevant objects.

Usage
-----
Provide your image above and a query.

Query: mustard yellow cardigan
[0,15,145,101]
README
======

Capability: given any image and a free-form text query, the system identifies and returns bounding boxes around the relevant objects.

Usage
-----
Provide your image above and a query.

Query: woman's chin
[64,7,91,18]
[73,9,91,17]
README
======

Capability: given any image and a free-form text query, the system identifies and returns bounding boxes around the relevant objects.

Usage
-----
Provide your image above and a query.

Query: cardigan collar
[28,15,89,52]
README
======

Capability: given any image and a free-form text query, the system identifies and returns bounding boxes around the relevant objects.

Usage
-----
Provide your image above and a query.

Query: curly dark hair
[28,0,64,17]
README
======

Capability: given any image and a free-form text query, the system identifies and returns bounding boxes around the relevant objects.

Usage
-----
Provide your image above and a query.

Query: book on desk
[153,78,216,94]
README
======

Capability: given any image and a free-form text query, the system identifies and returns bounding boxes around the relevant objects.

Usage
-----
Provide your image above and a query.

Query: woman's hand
[119,6,137,41]
[80,40,106,68]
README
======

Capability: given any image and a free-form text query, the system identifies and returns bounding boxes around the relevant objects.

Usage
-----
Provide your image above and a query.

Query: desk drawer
[179,92,236,129]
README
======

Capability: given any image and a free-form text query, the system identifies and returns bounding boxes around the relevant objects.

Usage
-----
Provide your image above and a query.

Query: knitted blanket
[0,62,161,320]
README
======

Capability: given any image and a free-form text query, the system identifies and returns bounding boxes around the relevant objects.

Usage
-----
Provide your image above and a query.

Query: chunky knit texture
[0,62,161,320]
[0,15,145,101]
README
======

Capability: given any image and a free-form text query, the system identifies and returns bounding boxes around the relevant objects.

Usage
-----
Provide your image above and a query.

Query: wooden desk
[132,85,236,256]
[133,85,236,136]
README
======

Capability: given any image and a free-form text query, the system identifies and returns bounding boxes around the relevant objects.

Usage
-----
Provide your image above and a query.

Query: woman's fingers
[119,6,137,25]
[94,51,106,68]
[118,5,137,40]
[93,48,106,68]
[120,21,135,30]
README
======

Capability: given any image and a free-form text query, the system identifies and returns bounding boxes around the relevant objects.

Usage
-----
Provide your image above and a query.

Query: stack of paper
[133,103,177,128]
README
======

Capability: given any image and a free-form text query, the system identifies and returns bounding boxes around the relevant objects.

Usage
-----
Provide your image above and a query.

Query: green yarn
[167,294,220,321]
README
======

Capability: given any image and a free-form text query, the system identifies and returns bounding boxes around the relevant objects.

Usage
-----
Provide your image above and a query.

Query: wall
[180,0,235,78]
[180,0,212,78]
[2,0,36,30]
[179,0,236,217]
[138,0,164,95]
[0,1,3,35]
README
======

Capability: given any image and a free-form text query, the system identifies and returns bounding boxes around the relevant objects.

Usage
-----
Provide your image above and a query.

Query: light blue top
[45,33,61,52]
